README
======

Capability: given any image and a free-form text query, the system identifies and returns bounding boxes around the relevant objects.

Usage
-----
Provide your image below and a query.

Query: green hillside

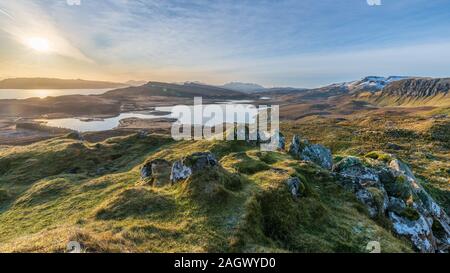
[0,133,414,253]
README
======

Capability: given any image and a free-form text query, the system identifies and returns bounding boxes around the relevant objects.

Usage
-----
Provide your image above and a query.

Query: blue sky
[1,0,450,87]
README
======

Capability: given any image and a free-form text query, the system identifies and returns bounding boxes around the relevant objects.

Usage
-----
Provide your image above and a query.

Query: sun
[26,37,51,52]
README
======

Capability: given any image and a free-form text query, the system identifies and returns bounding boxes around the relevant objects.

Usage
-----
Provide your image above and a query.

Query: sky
[0,0,450,88]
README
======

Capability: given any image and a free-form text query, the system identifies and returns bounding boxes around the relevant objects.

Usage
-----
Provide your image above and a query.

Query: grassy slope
[281,113,450,214]
[0,133,412,253]
[363,92,450,107]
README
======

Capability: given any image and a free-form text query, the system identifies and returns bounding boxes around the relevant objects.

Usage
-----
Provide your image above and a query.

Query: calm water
[0,89,111,100]
[38,101,263,132]
[37,112,169,132]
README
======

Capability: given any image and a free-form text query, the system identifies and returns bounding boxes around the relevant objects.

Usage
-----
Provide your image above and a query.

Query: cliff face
[382,78,450,98]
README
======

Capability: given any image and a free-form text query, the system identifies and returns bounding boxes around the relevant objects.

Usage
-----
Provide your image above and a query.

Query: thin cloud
[0,7,14,20]
[0,0,449,86]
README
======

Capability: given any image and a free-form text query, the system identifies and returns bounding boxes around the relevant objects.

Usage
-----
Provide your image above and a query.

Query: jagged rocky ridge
[141,133,450,253]
[381,78,450,98]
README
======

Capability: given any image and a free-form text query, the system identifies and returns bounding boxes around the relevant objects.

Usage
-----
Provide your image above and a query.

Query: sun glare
[26,37,51,52]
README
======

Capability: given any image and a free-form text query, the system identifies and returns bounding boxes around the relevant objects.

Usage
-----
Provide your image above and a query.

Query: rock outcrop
[382,78,450,98]
[389,211,435,253]
[333,156,388,218]
[170,160,192,183]
[140,159,172,187]
[138,129,449,253]
[332,156,380,189]
[184,152,218,172]
[277,131,286,151]
[333,154,450,253]
[142,152,220,186]
[289,135,333,170]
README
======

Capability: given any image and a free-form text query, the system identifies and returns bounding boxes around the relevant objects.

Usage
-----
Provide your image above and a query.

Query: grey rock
[289,135,333,170]
[387,197,407,214]
[389,158,450,247]
[301,144,333,170]
[277,131,286,151]
[185,152,218,172]
[356,189,378,218]
[355,187,387,219]
[288,135,304,157]
[332,154,450,252]
[170,160,192,183]
[140,159,171,187]
[389,211,436,253]
[286,177,304,198]
[332,156,380,189]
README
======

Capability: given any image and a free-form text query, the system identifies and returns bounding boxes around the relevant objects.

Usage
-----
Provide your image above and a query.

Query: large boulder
[170,160,192,183]
[289,135,333,170]
[389,211,436,253]
[169,152,219,183]
[355,187,388,218]
[317,154,391,219]
[333,154,450,252]
[388,158,450,251]
[301,144,333,170]
[332,156,380,189]
[140,159,171,187]
[387,197,407,214]
[184,152,218,172]
[288,135,306,157]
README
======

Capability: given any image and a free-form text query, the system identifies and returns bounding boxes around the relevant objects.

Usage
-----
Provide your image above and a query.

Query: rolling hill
[0,78,127,89]
[104,81,249,99]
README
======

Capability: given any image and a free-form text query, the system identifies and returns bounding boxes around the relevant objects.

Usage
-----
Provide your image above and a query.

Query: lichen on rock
[289,134,333,170]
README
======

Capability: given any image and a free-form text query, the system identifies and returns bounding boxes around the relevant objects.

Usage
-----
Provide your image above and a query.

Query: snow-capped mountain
[221,82,265,93]
[344,76,410,92]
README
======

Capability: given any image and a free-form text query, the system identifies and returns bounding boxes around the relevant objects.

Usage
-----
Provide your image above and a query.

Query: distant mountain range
[1,77,448,106]
[0,78,127,89]
[220,82,306,94]
[257,76,449,108]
